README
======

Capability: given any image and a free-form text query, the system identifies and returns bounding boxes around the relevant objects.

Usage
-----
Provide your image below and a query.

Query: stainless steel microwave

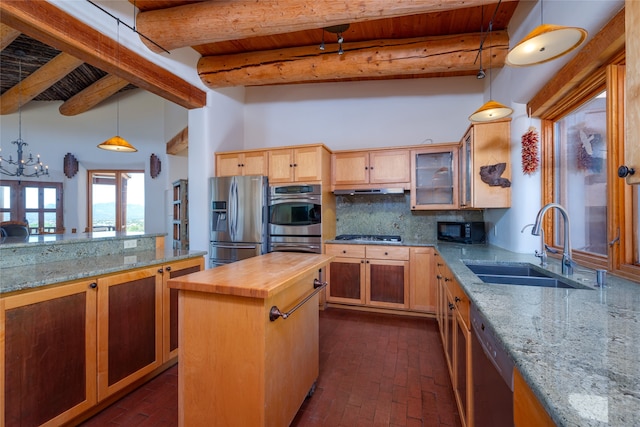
[437,221,486,244]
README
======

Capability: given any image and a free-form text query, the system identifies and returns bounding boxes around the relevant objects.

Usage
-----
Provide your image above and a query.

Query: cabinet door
[326,257,366,304]
[242,151,268,176]
[409,247,436,312]
[625,0,640,185]
[293,146,324,182]
[2,280,98,427]
[161,257,204,363]
[366,259,409,309]
[411,147,459,210]
[332,151,370,186]
[216,152,243,177]
[268,149,295,183]
[461,120,511,208]
[369,149,411,184]
[97,266,162,400]
[454,310,470,427]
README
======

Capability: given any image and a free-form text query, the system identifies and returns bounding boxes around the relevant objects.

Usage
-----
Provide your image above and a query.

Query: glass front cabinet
[410,144,460,210]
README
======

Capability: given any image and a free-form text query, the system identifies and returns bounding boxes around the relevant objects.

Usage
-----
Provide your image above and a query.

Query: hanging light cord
[474,0,502,65]
[86,0,170,54]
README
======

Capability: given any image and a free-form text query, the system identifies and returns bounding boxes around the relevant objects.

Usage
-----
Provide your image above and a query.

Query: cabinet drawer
[325,244,366,258]
[365,245,409,261]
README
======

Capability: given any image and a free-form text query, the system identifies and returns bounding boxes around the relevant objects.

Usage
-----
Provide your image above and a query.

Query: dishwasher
[470,304,515,427]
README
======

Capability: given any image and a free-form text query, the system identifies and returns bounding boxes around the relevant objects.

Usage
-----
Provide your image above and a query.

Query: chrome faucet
[531,203,574,275]
[521,223,547,266]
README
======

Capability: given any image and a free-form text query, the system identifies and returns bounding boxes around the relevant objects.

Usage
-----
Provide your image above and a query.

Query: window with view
[88,171,144,232]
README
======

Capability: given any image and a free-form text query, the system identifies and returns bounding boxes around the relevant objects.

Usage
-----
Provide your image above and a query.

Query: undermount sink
[464,262,590,290]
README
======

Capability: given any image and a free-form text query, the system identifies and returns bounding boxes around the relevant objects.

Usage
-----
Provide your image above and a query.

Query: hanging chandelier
[0,50,49,178]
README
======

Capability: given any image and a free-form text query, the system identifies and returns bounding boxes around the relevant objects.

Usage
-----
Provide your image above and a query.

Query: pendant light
[98,19,137,152]
[469,7,513,123]
[506,0,587,67]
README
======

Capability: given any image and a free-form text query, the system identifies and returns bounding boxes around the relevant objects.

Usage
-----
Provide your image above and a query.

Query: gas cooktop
[335,234,403,243]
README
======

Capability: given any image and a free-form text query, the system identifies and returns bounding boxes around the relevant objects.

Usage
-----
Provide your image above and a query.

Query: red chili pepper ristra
[521,126,539,175]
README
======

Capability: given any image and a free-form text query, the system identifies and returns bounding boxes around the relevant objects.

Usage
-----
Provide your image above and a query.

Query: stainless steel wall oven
[268,184,322,253]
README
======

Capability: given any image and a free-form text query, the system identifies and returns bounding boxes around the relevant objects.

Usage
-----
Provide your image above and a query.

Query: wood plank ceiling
[0,0,518,117]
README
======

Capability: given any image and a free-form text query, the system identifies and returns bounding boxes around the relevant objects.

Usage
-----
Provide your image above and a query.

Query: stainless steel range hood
[333,188,405,195]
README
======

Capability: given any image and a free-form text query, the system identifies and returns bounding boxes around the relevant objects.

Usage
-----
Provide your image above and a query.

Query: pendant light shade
[506,24,587,66]
[469,100,514,122]
[97,136,137,152]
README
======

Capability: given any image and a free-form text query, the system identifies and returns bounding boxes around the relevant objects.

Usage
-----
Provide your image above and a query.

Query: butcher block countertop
[167,252,334,298]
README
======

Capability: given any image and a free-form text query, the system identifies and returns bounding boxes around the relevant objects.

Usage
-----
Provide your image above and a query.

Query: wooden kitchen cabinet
[409,246,436,312]
[159,257,204,362]
[2,279,98,427]
[411,144,460,210]
[459,119,511,209]
[268,144,330,183]
[436,255,471,427]
[332,149,411,189]
[514,368,556,427]
[624,0,640,185]
[97,266,163,401]
[325,244,409,309]
[216,150,268,177]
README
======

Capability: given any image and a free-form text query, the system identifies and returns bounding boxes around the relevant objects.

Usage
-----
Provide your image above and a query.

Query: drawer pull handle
[269,278,327,322]
[455,296,461,303]
[384,252,388,256]
[89,282,97,289]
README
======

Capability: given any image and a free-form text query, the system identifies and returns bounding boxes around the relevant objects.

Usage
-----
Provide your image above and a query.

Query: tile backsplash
[335,193,484,242]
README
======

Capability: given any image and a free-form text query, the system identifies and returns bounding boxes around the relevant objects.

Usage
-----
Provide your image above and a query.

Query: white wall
[244,77,484,151]
[0,90,186,234]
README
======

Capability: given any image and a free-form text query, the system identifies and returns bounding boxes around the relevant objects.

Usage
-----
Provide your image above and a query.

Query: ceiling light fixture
[0,50,49,178]
[505,0,587,67]
[98,19,137,152]
[320,24,350,55]
[469,3,513,123]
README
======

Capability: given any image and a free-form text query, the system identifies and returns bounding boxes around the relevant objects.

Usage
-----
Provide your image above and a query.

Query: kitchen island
[168,252,333,427]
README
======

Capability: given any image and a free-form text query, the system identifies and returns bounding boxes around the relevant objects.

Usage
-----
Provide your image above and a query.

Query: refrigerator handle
[228,177,236,240]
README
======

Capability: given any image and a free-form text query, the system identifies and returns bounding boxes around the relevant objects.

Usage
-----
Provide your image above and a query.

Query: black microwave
[437,222,486,244]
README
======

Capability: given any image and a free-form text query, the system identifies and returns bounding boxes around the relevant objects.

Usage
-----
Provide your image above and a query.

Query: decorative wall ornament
[479,163,511,187]
[150,153,161,178]
[521,126,540,175]
[63,153,79,178]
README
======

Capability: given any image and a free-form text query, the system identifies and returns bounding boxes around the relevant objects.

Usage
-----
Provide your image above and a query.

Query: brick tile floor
[79,308,460,427]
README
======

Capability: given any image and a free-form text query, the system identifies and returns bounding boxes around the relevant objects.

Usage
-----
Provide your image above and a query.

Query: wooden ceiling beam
[59,74,129,116]
[0,22,20,50]
[136,0,517,53]
[1,52,84,115]
[166,127,189,154]
[0,0,206,110]
[198,31,508,88]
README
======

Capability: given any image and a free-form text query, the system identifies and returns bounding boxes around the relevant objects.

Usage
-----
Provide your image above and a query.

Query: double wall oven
[268,184,322,254]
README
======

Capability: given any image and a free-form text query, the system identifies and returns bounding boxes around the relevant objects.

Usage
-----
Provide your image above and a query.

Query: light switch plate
[124,239,137,249]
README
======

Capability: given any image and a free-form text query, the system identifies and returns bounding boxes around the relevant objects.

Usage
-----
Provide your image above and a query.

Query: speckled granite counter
[0,232,206,294]
[434,243,639,427]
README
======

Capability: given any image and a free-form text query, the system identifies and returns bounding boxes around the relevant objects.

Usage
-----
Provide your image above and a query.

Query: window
[541,59,640,280]
[88,171,144,232]
[0,180,64,234]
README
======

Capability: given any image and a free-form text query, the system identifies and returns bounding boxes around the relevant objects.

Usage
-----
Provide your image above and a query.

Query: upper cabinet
[216,150,268,177]
[459,119,511,209]
[624,0,640,185]
[268,144,331,184]
[331,149,411,190]
[410,144,459,210]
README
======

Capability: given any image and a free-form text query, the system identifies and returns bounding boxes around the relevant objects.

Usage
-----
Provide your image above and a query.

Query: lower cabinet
[436,254,471,427]
[1,256,204,426]
[97,266,163,400]
[2,279,98,427]
[409,247,436,312]
[514,368,557,427]
[325,244,410,310]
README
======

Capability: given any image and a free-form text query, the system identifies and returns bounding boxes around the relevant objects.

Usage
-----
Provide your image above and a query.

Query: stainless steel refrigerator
[209,175,268,268]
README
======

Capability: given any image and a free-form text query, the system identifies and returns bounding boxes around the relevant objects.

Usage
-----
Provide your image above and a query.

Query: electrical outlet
[124,255,137,264]
[124,239,137,249]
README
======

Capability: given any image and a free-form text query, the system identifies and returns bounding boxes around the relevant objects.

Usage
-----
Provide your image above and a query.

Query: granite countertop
[434,243,639,427]
[168,252,334,298]
[1,242,207,295]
